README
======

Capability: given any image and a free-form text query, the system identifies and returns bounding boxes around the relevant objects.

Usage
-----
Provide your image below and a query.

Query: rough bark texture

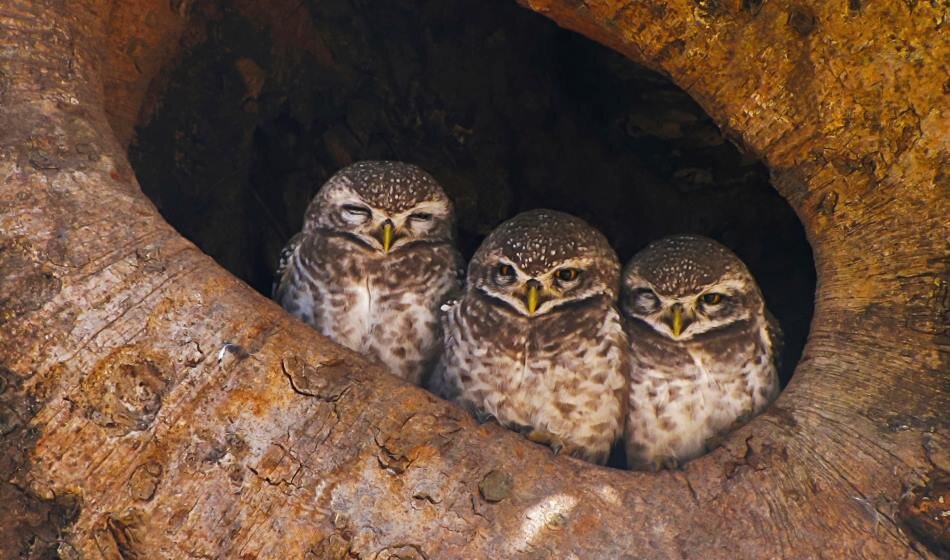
[0,1,946,559]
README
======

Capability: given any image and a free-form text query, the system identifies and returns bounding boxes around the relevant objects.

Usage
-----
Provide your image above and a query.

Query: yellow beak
[671,306,683,337]
[527,285,539,315]
[382,222,393,253]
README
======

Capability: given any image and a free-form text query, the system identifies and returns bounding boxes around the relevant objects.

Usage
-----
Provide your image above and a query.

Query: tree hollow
[0,0,946,558]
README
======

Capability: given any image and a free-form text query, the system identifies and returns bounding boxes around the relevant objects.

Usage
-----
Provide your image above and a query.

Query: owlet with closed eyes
[429,209,628,464]
[274,161,463,385]
[620,235,781,470]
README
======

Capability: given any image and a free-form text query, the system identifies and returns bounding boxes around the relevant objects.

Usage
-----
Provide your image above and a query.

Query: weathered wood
[0,0,946,558]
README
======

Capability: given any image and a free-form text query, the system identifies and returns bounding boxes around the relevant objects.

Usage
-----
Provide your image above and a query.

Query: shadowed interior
[128,0,815,387]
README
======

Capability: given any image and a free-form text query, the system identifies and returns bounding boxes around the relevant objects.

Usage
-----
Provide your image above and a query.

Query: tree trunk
[0,0,946,558]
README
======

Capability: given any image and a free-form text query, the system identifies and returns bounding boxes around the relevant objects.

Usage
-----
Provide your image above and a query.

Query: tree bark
[0,0,946,558]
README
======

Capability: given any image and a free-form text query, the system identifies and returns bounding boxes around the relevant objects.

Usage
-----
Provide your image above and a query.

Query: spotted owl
[620,234,781,470]
[274,161,464,385]
[429,209,628,464]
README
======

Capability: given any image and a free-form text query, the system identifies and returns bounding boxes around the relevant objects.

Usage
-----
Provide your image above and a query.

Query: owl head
[621,235,765,341]
[303,161,456,252]
[468,209,620,317]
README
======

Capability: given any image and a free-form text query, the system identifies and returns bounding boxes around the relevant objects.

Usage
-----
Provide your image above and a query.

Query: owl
[429,209,628,464]
[274,161,464,385]
[620,234,781,470]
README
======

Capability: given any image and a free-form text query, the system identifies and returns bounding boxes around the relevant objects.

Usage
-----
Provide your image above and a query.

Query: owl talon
[524,429,577,458]
[524,428,561,451]
[475,410,497,425]
[524,428,551,444]
[649,456,680,471]
[705,433,726,452]
[706,415,752,452]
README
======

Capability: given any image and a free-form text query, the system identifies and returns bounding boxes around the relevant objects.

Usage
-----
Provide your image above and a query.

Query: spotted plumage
[274,161,463,385]
[620,234,781,470]
[429,209,628,464]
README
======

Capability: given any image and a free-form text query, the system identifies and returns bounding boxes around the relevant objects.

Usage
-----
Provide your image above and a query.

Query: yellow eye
[556,268,579,282]
[701,293,723,305]
[494,264,517,285]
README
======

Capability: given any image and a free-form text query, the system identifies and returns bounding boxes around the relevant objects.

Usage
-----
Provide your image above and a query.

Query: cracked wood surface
[0,0,947,558]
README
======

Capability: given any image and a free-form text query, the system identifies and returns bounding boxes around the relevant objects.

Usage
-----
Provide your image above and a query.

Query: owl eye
[701,293,724,305]
[341,204,371,222]
[555,268,580,283]
[632,288,659,310]
[494,263,517,286]
[408,212,433,222]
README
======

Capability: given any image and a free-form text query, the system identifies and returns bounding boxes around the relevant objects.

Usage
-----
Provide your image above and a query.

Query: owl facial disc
[470,209,620,318]
[622,235,762,341]
[303,161,456,255]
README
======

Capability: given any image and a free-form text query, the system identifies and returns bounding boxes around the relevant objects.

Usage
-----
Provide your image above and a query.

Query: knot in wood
[79,346,169,433]
[741,0,764,16]
[95,509,145,560]
[899,472,950,557]
[787,5,817,36]
[373,544,427,559]
[0,366,10,394]
[128,461,164,502]
[281,355,353,401]
[376,413,462,474]
[52,491,83,527]
[479,469,514,502]
[0,403,22,436]
[309,532,352,560]
[0,237,62,322]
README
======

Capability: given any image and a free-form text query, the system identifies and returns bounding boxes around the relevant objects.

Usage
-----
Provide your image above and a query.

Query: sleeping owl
[274,161,463,385]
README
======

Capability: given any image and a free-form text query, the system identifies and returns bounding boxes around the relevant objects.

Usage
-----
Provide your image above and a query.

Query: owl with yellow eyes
[429,209,628,464]
[620,235,781,470]
[274,161,463,385]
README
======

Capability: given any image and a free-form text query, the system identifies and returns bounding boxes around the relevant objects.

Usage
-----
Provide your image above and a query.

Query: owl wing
[764,308,785,373]
[425,298,462,399]
[450,249,467,298]
[272,232,303,298]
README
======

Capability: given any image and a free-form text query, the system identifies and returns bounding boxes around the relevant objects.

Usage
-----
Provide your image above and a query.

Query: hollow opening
[128,0,814,403]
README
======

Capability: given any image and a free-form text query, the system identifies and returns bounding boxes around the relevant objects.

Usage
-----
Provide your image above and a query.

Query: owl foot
[474,409,497,425]
[522,428,581,458]
[705,414,754,451]
[704,432,727,452]
[649,456,680,471]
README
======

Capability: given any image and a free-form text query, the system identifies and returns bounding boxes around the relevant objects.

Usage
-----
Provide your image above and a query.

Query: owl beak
[378,220,394,253]
[667,303,691,337]
[525,280,541,315]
